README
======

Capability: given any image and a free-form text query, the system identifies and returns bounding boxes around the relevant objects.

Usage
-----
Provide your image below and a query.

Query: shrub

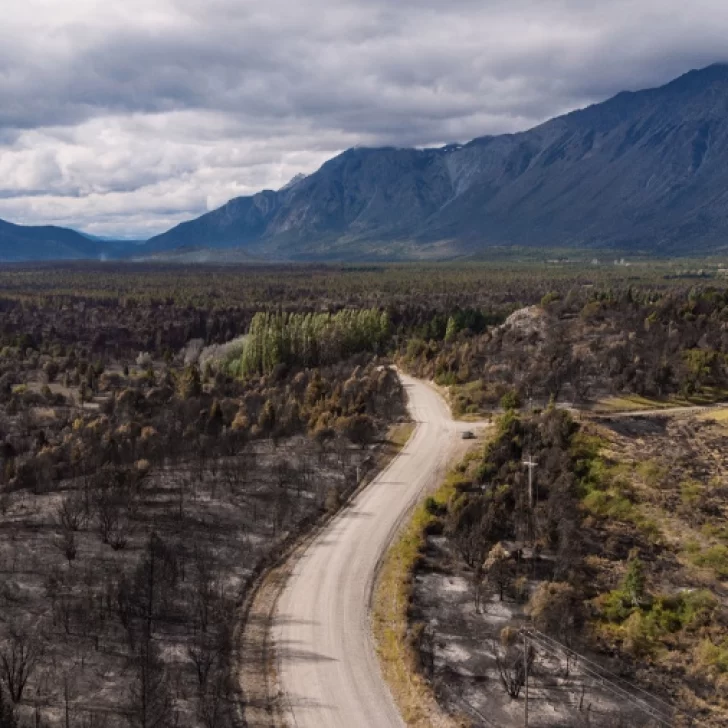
[424,497,442,516]
[688,544,728,577]
[540,291,561,307]
[500,390,521,411]
[695,638,728,675]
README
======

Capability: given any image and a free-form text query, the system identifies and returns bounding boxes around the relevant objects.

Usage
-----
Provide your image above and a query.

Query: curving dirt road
[273,374,476,728]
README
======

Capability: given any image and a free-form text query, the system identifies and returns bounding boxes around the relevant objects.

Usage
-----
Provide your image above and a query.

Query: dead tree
[57,493,88,531]
[187,632,217,689]
[197,666,234,728]
[127,639,171,728]
[0,686,17,727]
[493,636,535,700]
[0,627,44,703]
[55,528,77,566]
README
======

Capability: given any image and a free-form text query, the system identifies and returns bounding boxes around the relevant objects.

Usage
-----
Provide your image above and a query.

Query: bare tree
[0,626,45,703]
[127,639,171,728]
[93,471,137,550]
[57,492,88,531]
[187,632,217,689]
[192,549,218,634]
[471,564,493,614]
[0,685,16,728]
[197,667,233,728]
[493,633,535,699]
[55,528,77,566]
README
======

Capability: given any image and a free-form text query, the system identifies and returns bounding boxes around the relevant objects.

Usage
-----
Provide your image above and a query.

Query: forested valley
[1,260,728,726]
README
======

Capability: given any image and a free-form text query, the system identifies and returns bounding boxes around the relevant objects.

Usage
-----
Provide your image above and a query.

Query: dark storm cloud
[1,0,727,236]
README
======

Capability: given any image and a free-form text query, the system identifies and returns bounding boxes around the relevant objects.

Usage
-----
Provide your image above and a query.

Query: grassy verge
[699,406,728,423]
[592,394,685,412]
[372,466,472,728]
[388,421,416,450]
[593,388,728,413]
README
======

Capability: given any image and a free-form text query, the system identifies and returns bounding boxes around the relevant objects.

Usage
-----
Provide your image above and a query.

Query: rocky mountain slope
[145,63,728,259]
[5,64,728,262]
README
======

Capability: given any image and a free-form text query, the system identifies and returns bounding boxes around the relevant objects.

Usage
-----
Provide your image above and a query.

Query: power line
[529,643,672,727]
[526,631,677,727]
[522,454,537,509]
[528,631,673,718]
[530,629,688,719]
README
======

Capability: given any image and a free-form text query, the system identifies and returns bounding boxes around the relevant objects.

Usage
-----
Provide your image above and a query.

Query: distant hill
[145,63,728,259]
[0,219,129,262]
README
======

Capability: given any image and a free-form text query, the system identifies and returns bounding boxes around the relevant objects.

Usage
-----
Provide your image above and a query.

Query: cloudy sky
[1,0,727,239]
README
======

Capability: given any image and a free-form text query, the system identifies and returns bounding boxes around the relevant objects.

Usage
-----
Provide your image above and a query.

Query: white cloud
[0,0,727,237]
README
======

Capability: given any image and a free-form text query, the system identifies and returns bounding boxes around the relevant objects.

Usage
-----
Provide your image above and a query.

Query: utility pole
[523,631,530,728]
[522,454,537,509]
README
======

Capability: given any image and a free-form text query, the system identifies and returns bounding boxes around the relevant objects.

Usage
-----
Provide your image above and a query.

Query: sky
[1,0,727,239]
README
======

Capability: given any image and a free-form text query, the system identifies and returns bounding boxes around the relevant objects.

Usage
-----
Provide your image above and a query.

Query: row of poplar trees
[236,309,391,376]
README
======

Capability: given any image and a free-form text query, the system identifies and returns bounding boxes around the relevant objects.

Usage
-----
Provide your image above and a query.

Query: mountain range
[0,219,130,262]
[5,63,728,262]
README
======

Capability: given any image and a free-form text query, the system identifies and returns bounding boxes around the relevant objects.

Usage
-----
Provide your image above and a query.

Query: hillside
[145,63,728,259]
[0,219,120,262]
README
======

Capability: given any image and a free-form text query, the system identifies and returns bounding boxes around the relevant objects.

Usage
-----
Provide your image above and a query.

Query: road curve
[273,374,472,728]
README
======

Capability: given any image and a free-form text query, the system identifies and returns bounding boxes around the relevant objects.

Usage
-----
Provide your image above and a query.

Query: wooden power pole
[522,454,537,509]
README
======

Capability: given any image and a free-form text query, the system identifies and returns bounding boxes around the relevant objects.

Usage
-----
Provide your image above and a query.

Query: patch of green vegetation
[233,309,391,377]
[500,389,522,411]
[434,370,459,387]
[695,638,728,674]
[681,349,726,396]
[597,559,717,657]
[583,488,637,520]
[680,479,705,508]
[594,394,674,412]
[700,522,728,542]
[448,379,503,417]
[573,436,663,543]
[636,460,669,488]
[685,543,728,578]
[540,291,561,307]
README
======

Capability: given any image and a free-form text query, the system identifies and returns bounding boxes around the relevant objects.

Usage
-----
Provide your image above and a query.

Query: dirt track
[272,374,474,728]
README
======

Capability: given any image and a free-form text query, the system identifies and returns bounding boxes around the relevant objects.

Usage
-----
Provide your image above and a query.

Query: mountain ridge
[144,62,728,259]
[4,63,728,262]
[0,219,125,262]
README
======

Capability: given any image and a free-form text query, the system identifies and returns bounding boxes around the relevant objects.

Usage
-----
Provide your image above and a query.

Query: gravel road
[273,374,473,728]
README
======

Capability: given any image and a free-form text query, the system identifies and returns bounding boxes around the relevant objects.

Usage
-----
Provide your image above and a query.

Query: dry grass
[592,394,680,412]
[594,387,728,414]
[388,421,416,450]
[699,407,728,423]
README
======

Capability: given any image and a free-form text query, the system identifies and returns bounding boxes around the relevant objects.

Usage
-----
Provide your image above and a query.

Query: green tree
[624,556,647,607]
[444,316,458,342]
[500,390,521,411]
